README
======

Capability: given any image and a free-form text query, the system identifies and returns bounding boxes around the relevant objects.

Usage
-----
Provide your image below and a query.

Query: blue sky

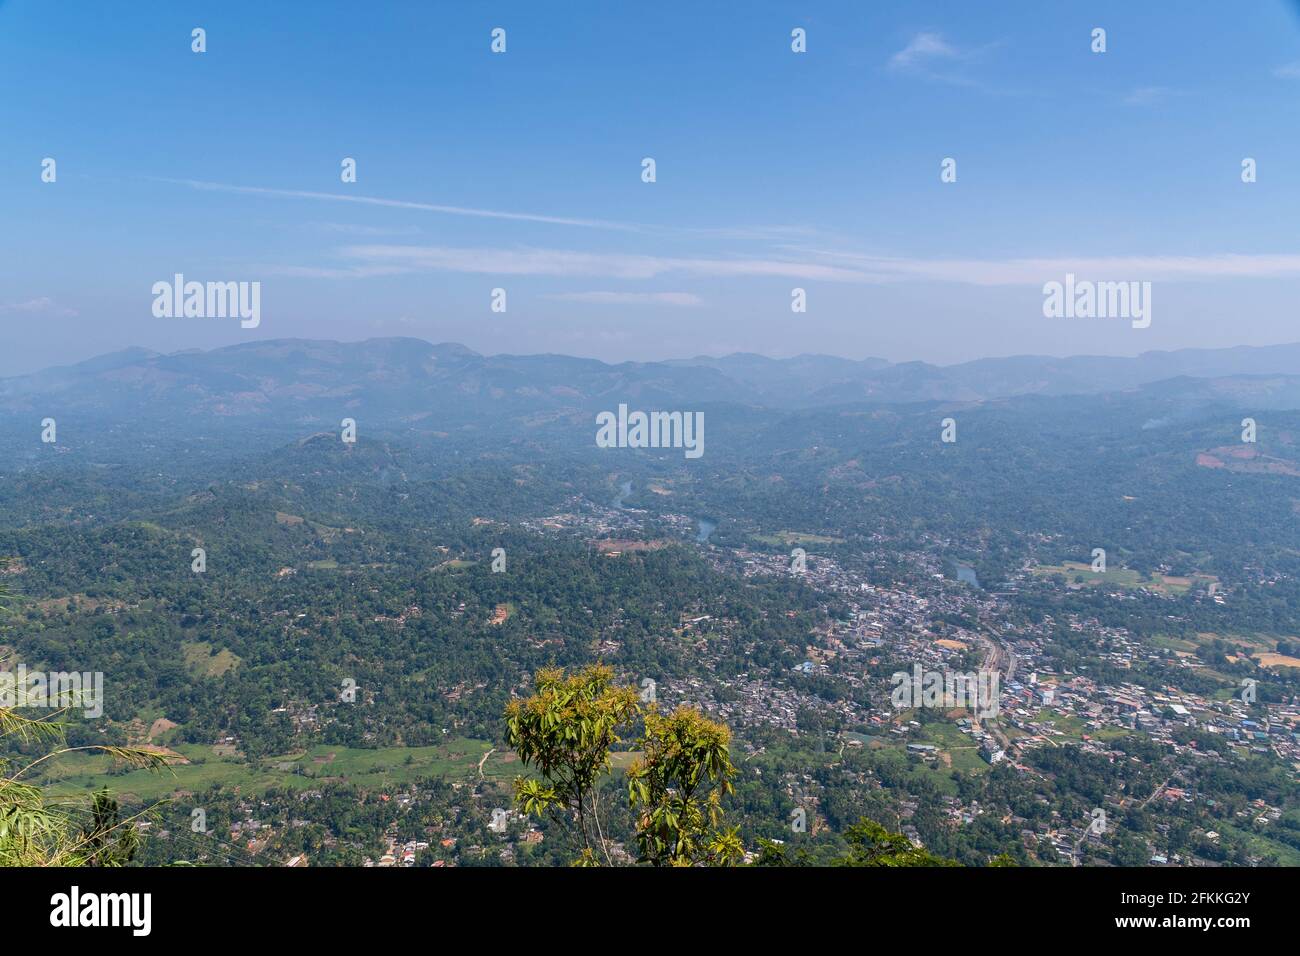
[4,0,1300,374]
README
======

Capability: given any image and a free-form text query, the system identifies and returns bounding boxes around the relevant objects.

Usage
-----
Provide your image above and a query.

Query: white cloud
[335,244,872,282]
[888,32,958,70]
[1273,62,1300,79]
[0,297,77,317]
[885,32,1007,91]
[308,221,421,237]
[162,178,642,232]
[164,178,821,245]
[279,243,1300,287]
[1122,86,1178,106]
[274,243,1300,290]
[542,291,702,306]
[266,263,413,279]
[788,248,1300,285]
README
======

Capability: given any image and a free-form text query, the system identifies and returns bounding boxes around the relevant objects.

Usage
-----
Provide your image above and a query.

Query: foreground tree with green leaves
[626,706,742,866]
[505,664,741,866]
[0,707,166,866]
[504,664,640,865]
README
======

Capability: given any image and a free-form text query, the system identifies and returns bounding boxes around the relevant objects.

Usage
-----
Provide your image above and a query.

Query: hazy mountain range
[7,339,1300,430]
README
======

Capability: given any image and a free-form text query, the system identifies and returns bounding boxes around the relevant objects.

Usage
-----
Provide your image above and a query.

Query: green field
[41,738,508,802]
[917,721,990,774]
[435,559,475,570]
[1032,562,1218,595]
[1026,707,1090,742]
[871,744,963,795]
[1021,707,1134,744]
[862,719,991,790]
[1150,634,1200,653]
[182,641,241,677]
[1214,820,1300,867]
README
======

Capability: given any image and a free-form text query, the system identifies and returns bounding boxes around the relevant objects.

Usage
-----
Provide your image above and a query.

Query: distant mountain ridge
[6,339,1300,430]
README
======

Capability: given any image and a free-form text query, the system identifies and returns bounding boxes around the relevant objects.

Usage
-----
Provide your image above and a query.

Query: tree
[0,582,171,867]
[751,817,963,867]
[81,790,141,867]
[626,706,741,866]
[504,664,639,865]
[834,818,959,867]
[505,665,744,866]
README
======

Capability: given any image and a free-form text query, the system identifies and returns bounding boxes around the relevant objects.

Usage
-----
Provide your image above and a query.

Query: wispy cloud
[888,32,959,71]
[787,248,1300,285]
[1122,85,1179,106]
[160,178,643,232]
[542,291,702,307]
[267,263,414,280]
[886,32,1003,89]
[328,245,873,282]
[0,297,77,317]
[274,244,1300,288]
[307,221,422,237]
[159,177,824,246]
[1273,61,1300,79]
